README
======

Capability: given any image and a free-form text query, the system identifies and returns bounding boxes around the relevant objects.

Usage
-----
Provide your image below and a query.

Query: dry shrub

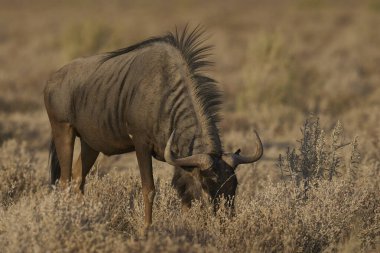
[234,179,379,253]
[278,117,361,186]
[85,172,145,235]
[0,189,128,253]
[0,172,219,252]
[0,140,46,208]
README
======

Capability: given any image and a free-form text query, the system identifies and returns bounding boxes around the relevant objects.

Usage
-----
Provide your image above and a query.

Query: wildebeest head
[165,130,263,212]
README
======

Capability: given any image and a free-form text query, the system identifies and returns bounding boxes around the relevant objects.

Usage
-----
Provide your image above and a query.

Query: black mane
[167,25,222,137]
[101,36,165,62]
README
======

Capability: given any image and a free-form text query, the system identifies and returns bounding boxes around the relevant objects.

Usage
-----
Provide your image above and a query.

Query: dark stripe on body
[116,57,136,135]
[101,59,132,112]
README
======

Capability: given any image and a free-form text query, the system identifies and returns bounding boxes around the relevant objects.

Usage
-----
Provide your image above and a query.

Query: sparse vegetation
[0,138,378,252]
[0,0,379,252]
[277,117,358,185]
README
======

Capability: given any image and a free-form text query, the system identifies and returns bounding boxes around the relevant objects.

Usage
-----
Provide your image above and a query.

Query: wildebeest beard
[172,166,205,208]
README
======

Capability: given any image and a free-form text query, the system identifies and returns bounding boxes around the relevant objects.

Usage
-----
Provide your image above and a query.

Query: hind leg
[72,140,99,193]
[51,121,75,189]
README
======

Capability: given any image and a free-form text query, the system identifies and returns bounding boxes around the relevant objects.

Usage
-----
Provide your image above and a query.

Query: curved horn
[234,130,263,165]
[165,130,213,169]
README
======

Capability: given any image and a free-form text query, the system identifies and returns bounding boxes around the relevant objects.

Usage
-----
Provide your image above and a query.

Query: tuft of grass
[0,140,47,208]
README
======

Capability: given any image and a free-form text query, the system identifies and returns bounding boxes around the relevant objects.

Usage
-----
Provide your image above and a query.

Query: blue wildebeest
[44,26,263,228]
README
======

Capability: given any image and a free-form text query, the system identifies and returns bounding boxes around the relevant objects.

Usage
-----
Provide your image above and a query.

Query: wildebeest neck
[162,60,222,158]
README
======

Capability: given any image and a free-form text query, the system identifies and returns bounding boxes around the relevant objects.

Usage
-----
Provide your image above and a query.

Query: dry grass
[0,0,379,252]
[0,139,378,252]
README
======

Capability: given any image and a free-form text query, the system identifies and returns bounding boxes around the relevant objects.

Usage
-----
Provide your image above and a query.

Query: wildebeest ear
[234,149,241,155]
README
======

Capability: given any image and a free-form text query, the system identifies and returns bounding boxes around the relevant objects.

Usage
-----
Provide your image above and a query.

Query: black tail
[49,139,61,185]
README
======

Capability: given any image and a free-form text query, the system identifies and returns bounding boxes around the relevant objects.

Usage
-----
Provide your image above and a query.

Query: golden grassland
[0,0,379,252]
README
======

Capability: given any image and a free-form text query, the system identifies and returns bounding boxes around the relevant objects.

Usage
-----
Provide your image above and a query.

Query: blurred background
[0,0,379,178]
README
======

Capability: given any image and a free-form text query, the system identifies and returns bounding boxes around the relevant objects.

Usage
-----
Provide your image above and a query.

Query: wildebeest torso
[45,42,220,158]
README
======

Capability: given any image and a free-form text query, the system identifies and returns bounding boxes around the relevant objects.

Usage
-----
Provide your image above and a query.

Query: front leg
[134,140,155,229]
